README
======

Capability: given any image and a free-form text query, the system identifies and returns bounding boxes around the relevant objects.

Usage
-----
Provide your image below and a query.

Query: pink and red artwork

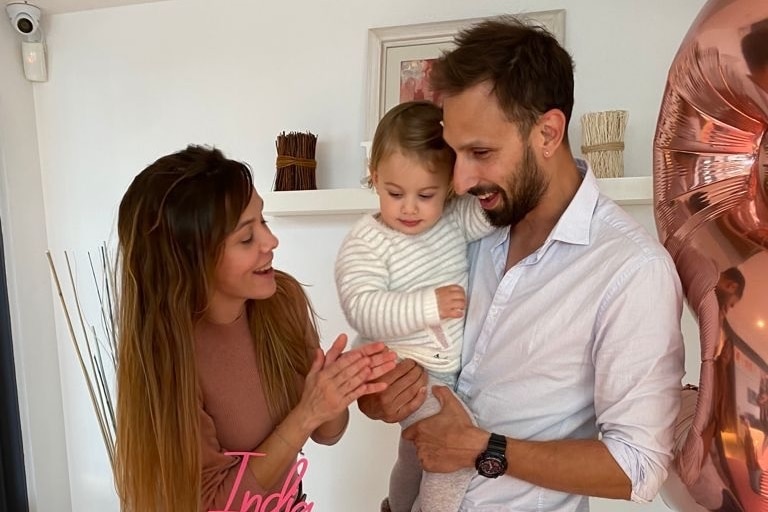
[399,59,442,106]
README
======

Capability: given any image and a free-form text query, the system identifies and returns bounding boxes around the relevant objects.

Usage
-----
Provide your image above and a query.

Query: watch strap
[487,433,506,455]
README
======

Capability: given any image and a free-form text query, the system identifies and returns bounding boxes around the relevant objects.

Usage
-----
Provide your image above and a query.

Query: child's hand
[436,284,466,319]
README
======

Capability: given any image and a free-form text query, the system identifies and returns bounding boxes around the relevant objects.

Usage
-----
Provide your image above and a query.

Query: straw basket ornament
[580,110,628,179]
[274,131,318,191]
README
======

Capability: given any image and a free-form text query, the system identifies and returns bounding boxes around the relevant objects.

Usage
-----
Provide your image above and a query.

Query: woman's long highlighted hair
[114,145,315,511]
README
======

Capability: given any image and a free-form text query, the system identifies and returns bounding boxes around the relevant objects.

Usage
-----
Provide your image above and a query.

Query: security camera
[5,2,47,82]
[6,2,42,39]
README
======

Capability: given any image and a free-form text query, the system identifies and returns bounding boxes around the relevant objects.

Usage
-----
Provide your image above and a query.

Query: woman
[114,145,395,511]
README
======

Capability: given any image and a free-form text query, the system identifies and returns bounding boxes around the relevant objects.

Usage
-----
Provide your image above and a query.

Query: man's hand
[402,386,487,473]
[357,358,428,423]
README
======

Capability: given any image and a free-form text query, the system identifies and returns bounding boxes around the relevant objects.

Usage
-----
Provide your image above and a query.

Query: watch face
[476,453,507,478]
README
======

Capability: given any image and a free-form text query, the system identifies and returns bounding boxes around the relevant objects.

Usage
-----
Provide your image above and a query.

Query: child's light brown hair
[368,101,456,195]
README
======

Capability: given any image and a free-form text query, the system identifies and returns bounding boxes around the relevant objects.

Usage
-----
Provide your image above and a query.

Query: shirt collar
[549,158,598,246]
[487,225,509,250]
[485,158,599,250]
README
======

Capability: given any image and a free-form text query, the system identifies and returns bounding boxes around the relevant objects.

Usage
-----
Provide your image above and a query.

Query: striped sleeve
[334,223,440,340]
[450,195,495,242]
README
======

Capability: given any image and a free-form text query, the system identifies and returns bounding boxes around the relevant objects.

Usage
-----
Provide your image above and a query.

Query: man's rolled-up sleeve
[594,255,686,502]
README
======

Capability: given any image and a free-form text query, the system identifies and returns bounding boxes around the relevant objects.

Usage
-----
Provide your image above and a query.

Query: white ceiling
[12,0,169,15]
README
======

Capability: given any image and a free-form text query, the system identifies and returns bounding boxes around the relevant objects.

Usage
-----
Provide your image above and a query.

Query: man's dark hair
[721,266,746,299]
[430,16,574,140]
[741,19,768,75]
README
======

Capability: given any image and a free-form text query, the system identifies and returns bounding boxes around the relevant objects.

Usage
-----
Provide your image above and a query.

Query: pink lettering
[208,452,313,512]
[290,501,313,512]
[239,491,262,512]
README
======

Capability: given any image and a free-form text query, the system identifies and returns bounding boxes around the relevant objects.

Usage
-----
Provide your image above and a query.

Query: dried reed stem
[46,247,117,470]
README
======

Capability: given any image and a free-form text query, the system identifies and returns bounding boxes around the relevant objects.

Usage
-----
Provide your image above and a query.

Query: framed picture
[364,10,566,138]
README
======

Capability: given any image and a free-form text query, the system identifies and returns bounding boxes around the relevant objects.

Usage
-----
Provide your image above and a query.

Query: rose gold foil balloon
[654,0,768,510]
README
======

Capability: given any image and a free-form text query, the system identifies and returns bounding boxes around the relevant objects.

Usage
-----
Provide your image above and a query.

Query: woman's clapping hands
[297,335,397,429]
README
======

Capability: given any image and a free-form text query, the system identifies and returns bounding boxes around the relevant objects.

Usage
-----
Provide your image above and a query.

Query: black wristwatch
[475,433,508,478]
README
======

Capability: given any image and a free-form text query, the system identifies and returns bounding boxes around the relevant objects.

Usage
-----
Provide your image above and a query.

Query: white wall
[22,0,708,510]
[0,18,71,512]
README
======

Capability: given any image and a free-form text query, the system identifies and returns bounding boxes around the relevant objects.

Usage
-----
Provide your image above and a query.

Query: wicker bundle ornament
[274,131,318,191]
[580,110,628,179]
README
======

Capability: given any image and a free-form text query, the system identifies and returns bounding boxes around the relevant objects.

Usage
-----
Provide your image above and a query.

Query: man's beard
[469,145,548,228]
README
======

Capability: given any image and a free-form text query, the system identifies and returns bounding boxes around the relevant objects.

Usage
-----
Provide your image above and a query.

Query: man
[360,17,685,511]
[715,266,745,316]
[742,18,768,92]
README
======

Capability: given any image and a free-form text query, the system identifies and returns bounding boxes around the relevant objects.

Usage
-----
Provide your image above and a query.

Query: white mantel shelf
[263,176,653,217]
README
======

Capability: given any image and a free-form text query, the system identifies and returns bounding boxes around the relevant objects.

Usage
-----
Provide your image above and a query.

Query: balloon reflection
[653,1,768,510]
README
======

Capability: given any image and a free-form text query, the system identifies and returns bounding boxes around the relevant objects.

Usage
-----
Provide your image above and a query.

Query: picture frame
[364,10,566,138]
